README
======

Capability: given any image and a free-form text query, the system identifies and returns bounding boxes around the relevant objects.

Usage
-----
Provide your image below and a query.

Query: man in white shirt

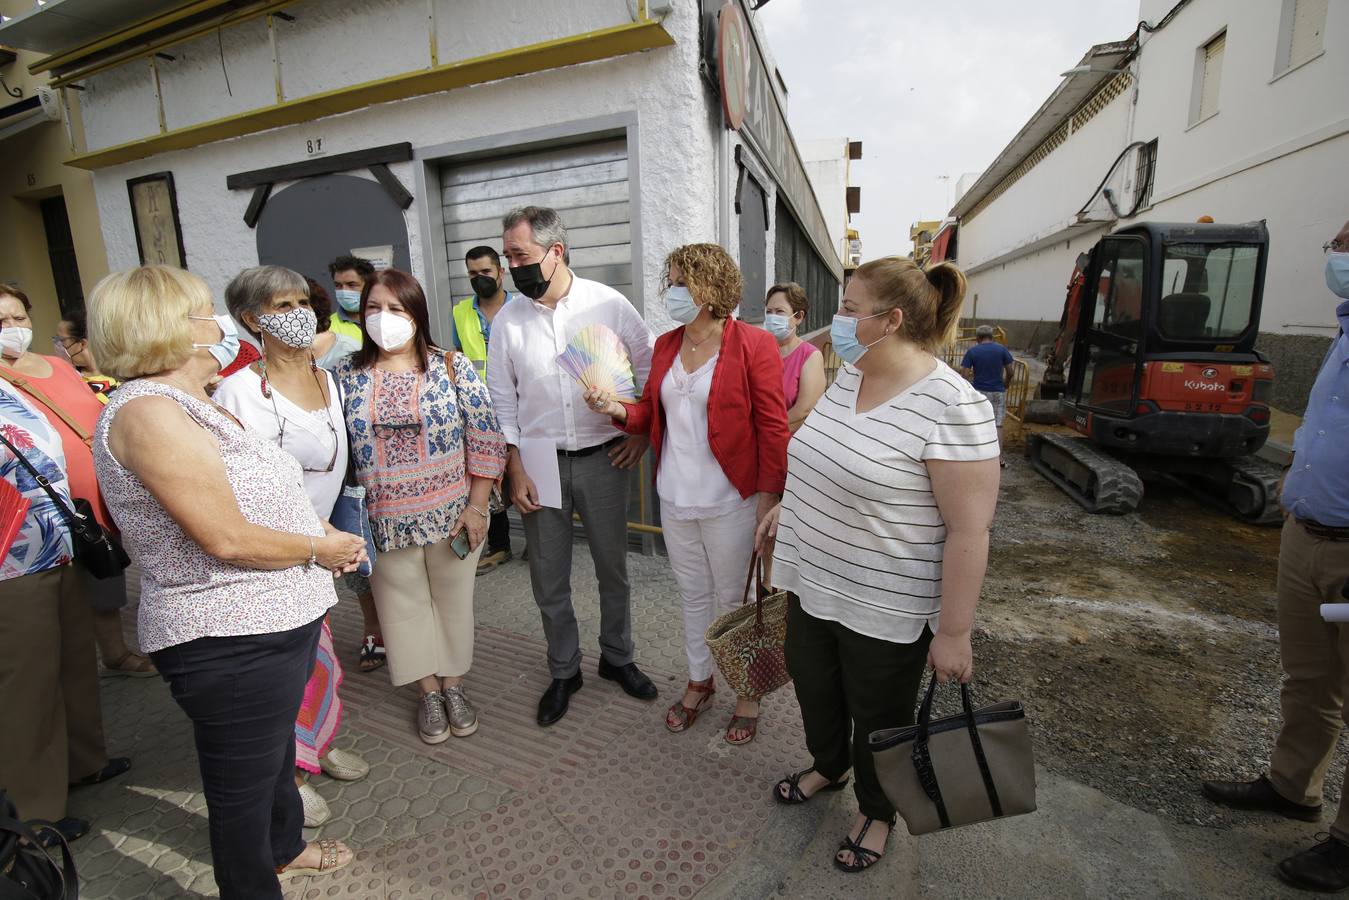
[487,206,658,726]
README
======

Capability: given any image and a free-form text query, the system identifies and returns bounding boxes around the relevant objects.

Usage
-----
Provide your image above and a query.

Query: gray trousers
[520,447,634,678]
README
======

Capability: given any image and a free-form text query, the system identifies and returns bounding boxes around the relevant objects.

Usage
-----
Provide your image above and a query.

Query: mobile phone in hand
[450,528,472,560]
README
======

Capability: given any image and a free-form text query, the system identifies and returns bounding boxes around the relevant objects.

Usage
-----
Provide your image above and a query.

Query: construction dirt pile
[965,426,1339,828]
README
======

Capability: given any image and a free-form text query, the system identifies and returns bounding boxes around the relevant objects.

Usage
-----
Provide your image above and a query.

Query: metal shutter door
[440,138,634,306]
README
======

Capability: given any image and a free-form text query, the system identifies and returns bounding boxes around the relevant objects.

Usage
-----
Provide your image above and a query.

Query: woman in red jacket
[586,243,789,745]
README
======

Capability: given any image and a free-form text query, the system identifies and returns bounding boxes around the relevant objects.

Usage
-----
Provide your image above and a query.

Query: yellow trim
[47,1,303,90]
[67,19,674,171]
[30,0,255,75]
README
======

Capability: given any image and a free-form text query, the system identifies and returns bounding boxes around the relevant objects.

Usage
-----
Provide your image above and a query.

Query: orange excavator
[1028,220,1281,522]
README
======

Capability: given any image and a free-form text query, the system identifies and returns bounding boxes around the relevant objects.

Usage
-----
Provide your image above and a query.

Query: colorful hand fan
[0,476,29,561]
[557,323,637,401]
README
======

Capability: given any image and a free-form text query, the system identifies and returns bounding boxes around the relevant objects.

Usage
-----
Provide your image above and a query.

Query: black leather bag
[0,791,78,900]
[0,433,129,580]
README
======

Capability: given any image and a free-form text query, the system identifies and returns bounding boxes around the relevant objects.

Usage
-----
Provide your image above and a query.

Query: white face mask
[0,326,33,360]
[366,311,415,352]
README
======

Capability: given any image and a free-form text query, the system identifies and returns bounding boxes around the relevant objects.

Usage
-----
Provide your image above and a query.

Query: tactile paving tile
[452,794,615,899]
[327,608,673,792]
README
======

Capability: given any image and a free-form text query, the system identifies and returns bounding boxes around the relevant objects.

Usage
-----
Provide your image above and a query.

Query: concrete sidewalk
[69,542,1321,898]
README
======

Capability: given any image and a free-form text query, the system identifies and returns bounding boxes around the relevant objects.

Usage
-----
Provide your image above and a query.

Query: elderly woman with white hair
[213,265,370,830]
[88,265,366,898]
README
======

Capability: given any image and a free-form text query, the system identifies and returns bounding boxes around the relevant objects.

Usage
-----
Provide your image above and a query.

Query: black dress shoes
[1201,774,1323,822]
[537,672,583,727]
[1279,834,1349,892]
[597,658,658,701]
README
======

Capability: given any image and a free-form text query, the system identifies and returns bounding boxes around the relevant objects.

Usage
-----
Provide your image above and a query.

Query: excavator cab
[1029,221,1281,522]
[1061,221,1273,459]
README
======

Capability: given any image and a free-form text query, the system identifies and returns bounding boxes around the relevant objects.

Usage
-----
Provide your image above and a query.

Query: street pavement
[69,532,1326,898]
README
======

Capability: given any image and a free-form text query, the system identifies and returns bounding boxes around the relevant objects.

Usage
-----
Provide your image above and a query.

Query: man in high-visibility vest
[453,245,514,574]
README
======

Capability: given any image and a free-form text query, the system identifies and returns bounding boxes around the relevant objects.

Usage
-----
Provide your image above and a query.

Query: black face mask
[470,274,500,300]
[509,252,557,301]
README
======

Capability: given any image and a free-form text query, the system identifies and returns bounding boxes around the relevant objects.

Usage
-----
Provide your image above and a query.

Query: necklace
[258,352,318,399]
[684,323,722,351]
[264,359,337,466]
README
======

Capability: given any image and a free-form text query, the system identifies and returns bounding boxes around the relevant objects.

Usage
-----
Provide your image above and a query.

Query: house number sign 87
[306,137,325,156]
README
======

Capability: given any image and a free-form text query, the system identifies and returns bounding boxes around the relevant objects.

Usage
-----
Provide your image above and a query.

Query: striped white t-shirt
[772,359,998,643]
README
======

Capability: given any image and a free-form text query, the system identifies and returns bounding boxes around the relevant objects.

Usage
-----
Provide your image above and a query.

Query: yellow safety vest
[328,313,363,345]
[452,296,489,380]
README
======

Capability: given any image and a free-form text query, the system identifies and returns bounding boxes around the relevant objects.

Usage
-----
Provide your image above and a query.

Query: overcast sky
[756,0,1141,259]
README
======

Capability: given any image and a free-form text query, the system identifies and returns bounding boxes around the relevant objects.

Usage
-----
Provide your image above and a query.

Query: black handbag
[0,790,78,900]
[0,432,129,580]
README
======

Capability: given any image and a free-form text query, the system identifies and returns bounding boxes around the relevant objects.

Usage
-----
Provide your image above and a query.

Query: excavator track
[1027,432,1144,515]
[1141,453,1284,525]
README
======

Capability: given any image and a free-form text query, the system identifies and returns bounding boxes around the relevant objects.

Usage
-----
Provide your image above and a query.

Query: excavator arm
[1038,251,1092,400]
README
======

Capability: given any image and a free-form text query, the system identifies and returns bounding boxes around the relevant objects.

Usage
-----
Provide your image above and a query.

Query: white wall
[79,0,636,152]
[957,93,1130,269]
[1131,0,1349,209]
[964,225,1110,325]
[800,137,850,265]
[86,0,719,334]
[955,0,1349,338]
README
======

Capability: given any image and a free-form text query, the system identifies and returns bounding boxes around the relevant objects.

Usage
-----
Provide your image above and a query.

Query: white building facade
[950,0,1348,412]
[0,0,842,346]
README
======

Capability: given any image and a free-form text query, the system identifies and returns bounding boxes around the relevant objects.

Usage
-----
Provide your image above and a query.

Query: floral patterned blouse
[93,380,337,653]
[0,381,73,580]
[335,351,506,552]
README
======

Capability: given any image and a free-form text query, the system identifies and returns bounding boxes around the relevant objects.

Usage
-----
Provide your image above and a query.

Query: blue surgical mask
[830,311,890,365]
[764,313,794,341]
[1327,252,1349,300]
[664,285,699,325]
[189,313,241,371]
[334,289,362,313]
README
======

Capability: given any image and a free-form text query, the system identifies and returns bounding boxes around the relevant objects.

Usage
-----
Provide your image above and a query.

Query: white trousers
[662,500,758,685]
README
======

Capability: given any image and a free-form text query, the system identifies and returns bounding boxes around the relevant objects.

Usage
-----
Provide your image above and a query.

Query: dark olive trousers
[785,594,931,820]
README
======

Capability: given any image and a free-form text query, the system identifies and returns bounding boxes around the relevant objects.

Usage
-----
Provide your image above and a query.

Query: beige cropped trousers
[369,536,482,687]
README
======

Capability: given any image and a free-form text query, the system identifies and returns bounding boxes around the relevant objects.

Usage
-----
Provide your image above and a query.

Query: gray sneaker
[417,690,450,744]
[442,684,479,737]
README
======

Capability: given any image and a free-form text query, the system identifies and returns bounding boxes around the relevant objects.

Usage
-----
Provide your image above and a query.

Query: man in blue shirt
[1203,219,1349,893]
[960,324,1015,466]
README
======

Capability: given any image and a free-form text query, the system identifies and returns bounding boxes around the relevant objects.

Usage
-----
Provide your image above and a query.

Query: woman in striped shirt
[756,256,999,873]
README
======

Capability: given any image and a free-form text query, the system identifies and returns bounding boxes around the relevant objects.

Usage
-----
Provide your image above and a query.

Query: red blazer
[618,318,789,498]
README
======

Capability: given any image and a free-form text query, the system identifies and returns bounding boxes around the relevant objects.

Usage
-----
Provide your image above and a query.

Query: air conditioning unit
[37,85,62,121]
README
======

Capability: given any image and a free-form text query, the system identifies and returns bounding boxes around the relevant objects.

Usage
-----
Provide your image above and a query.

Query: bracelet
[307,536,318,569]
[467,503,490,519]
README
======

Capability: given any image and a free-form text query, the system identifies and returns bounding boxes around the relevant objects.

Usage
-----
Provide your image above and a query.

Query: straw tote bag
[704,552,790,701]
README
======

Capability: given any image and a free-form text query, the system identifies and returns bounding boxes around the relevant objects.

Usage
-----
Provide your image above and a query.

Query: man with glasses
[486,206,657,727]
[1203,219,1349,892]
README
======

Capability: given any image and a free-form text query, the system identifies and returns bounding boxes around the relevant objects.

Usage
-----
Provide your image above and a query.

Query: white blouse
[656,353,749,521]
[213,365,348,520]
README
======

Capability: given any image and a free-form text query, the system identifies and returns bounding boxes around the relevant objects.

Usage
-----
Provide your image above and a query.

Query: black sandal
[37,816,89,849]
[358,635,386,673]
[772,767,849,805]
[833,815,895,873]
[70,756,131,787]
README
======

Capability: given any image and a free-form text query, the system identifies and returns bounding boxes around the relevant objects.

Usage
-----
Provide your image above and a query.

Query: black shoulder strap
[0,430,82,531]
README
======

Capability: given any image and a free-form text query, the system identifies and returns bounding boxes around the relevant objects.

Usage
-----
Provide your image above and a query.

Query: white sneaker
[298,782,331,828]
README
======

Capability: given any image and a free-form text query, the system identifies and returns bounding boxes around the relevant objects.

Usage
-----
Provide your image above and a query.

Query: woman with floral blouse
[334,269,506,745]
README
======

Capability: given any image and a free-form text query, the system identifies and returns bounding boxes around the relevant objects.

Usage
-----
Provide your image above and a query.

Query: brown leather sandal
[276,838,352,878]
[665,677,715,733]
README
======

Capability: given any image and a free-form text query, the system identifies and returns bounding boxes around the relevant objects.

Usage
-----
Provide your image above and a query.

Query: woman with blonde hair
[586,243,789,745]
[88,265,365,897]
[756,258,999,873]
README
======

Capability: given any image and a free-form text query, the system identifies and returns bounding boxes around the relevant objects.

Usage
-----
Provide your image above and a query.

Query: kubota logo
[1184,380,1225,392]
[1201,367,1219,379]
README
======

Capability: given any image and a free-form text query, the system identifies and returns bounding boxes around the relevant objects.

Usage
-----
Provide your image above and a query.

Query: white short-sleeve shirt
[772,359,998,642]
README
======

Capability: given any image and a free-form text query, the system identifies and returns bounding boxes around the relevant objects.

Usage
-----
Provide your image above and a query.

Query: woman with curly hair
[586,243,789,744]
